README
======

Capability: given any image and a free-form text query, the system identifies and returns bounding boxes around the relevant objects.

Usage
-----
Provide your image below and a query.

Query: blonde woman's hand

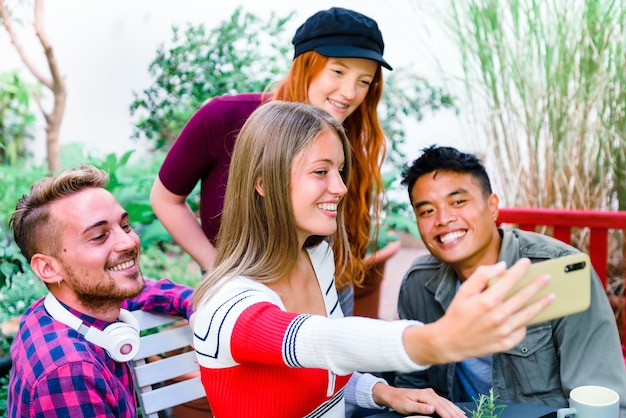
[404,258,554,365]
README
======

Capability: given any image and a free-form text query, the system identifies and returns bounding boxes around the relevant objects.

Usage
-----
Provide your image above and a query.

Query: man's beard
[61,261,145,312]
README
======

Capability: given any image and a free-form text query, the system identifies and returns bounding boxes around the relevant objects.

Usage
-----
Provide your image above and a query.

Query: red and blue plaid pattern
[7,278,193,418]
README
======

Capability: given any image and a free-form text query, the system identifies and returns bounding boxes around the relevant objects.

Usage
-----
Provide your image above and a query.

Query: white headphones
[44,293,141,362]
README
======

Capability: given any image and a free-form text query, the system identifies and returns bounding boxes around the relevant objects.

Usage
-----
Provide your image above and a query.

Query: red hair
[272,51,386,289]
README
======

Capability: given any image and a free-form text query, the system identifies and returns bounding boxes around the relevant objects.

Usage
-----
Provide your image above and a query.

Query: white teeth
[110,260,134,271]
[328,99,347,109]
[318,203,338,211]
[440,231,466,244]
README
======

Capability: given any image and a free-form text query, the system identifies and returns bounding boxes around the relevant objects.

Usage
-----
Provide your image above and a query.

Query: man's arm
[122,278,194,319]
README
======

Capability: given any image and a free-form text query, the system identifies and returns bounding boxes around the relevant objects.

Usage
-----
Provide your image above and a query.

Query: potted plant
[466,389,507,418]
[353,169,422,318]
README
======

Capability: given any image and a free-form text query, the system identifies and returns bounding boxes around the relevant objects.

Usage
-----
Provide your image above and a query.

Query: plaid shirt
[7,278,194,418]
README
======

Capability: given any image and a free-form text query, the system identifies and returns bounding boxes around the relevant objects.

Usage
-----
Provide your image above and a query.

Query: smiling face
[307,57,378,123]
[291,129,348,246]
[410,171,502,279]
[50,187,144,310]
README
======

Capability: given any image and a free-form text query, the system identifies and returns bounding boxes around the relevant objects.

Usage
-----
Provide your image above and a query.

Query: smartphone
[496,253,591,325]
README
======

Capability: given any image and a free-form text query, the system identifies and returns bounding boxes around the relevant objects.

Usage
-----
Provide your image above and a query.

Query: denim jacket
[395,229,626,417]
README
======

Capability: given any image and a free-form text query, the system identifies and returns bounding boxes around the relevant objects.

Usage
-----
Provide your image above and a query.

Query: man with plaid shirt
[7,165,194,417]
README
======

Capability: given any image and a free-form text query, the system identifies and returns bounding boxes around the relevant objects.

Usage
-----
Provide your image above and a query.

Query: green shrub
[130,7,292,149]
[0,162,48,289]
[140,242,201,288]
[0,71,38,166]
[0,371,8,417]
[0,271,45,324]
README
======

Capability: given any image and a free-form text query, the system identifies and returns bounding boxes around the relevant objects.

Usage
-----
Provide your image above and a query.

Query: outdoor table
[366,402,559,417]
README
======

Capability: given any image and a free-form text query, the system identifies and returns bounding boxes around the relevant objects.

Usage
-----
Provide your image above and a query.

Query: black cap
[292,7,392,71]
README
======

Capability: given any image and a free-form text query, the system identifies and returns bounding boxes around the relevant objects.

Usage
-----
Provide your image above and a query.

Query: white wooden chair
[130,310,206,418]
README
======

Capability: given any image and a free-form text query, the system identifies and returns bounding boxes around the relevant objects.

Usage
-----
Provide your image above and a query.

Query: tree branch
[1,0,66,172]
[0,0,53,88]
[33,0,63,93]
[31,89,51,125]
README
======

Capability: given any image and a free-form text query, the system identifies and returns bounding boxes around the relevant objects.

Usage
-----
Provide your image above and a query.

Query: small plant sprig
[466,388,506,418]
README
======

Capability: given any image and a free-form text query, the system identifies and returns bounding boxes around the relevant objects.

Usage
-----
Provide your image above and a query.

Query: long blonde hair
[193,101,352,307]
[271,51,386,289]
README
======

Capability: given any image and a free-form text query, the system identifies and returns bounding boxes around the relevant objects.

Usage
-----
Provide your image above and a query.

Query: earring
[57,280,61,288]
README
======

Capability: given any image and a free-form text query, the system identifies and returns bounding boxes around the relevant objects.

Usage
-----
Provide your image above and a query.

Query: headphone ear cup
[100,321,141,362]
[84,320,140,363]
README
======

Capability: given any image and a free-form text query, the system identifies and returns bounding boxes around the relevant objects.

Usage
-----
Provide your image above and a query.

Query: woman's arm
[150,176,216,271]
[404,258,553,365]
[195,259,553,374]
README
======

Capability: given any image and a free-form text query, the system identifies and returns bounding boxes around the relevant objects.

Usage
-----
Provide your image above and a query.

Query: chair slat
[132,310,184,330]
[134,350,199,386]
[552,226,571,245]
[139,377,206,415]
[134,325,194,359]
[590,228,608,289]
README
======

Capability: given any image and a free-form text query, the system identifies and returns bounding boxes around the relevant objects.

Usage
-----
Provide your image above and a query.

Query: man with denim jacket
[394,145,626,416]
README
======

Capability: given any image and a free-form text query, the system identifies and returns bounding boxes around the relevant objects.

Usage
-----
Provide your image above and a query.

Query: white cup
[557,385,620,418]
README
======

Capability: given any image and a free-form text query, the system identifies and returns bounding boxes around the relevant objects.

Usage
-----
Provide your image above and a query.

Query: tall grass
[445,0,625,211]
[439,0,626,305]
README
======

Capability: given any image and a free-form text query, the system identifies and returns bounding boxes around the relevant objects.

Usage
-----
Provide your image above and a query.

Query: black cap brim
[315,45,393,71]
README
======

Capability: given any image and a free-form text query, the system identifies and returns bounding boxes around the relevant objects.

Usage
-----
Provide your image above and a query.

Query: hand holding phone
[493,253,591,325]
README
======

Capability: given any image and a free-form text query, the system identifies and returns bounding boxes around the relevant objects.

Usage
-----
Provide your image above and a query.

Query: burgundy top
[158,93,266,244]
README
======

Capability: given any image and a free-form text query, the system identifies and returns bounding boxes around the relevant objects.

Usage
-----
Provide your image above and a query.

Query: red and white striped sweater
[193,242,425,417]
